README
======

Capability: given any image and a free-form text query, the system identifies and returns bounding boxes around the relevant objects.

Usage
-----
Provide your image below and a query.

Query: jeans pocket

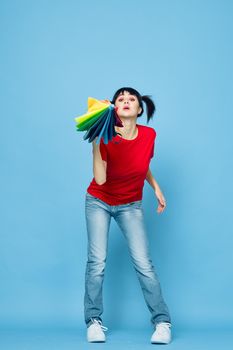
[129,200,142,209]
[86,192,102,204]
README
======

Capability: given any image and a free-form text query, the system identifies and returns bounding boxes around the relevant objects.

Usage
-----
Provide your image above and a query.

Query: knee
[86,257,106,276]
[133,257,156,275]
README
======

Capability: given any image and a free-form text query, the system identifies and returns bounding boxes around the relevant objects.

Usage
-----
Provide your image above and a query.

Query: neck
[115,118,138,139]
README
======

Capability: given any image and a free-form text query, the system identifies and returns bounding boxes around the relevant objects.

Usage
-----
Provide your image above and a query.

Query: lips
[123,106,130,110]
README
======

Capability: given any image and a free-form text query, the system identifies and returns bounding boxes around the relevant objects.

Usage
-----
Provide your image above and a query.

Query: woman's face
[114,91,142,119]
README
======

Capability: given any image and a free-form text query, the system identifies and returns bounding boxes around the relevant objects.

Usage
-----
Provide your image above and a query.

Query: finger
[158,204,165,213]
[157,205,163,213]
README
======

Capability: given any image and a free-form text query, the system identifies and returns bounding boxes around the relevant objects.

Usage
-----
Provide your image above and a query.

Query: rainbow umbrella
[74,97,123,144]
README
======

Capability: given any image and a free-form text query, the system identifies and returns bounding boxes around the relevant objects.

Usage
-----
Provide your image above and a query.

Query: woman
[84,87,172,344]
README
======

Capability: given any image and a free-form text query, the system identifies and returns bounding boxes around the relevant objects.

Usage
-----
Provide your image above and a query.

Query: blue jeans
[84,192,171,328]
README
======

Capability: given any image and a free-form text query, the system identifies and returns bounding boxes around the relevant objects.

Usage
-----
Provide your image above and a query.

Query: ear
[138,107,142,114]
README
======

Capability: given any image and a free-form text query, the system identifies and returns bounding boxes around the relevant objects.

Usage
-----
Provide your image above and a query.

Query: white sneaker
[150,322,172,344]
[87,318,108,343]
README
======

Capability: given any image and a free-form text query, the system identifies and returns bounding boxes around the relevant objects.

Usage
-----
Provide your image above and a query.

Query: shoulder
[138,124,156,138]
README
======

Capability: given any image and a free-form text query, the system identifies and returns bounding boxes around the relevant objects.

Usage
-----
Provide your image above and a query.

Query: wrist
[92,139,100,148]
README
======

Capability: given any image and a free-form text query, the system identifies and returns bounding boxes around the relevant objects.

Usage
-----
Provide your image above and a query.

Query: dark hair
[110,87,156,123]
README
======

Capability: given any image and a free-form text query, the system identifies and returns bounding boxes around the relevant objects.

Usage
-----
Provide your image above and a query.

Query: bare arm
[92,138,107,185]
[146,167,166,213]
[146,167,158,191]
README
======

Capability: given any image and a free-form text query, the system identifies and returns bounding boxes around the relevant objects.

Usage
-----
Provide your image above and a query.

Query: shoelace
[156,322,171,334]
[91,318,108,332]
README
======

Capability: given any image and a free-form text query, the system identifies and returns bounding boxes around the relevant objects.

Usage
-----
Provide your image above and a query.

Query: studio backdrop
[0,0,232,331]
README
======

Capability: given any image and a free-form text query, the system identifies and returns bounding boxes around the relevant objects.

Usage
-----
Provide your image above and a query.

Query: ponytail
[140,95,156,123]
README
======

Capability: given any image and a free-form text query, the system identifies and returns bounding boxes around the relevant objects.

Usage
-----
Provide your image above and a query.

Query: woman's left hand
[155,188,166,214]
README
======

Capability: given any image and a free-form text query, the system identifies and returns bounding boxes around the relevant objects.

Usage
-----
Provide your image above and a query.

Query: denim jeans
[84,192,171,328]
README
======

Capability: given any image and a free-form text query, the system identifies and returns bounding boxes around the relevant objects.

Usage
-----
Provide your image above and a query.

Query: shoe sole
[151,340,171,344]
[88,340,106,343]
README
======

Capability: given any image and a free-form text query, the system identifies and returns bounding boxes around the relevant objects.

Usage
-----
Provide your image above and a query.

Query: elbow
[95,177,107,185]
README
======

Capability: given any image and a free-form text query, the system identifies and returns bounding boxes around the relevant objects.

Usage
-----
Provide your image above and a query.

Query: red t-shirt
[87,124,156,205]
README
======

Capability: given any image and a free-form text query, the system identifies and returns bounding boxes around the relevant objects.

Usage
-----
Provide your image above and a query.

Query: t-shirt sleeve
[100,139,108,161]
[150,130,157,159]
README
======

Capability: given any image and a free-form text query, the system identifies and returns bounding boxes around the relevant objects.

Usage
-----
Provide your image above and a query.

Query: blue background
[1,0,233,348]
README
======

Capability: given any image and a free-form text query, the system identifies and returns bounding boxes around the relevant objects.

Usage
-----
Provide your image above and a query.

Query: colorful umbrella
[74,97,123,144]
